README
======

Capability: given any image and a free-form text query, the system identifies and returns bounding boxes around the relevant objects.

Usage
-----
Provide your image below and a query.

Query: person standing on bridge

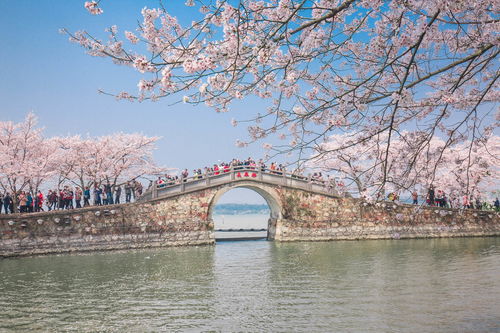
[269,162,277,174]
[181,169,189,182]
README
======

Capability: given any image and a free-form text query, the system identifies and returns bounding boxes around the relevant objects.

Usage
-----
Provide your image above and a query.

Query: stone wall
[0,196,214,258]
[273,188,500,241]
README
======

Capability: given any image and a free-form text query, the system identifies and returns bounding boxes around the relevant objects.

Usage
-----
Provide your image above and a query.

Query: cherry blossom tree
[0,114,166,211]
[0,114,59,212]
[309,130,499,199]
[56,133,165,190]
[434,135,500,199]
[67,0,499,188]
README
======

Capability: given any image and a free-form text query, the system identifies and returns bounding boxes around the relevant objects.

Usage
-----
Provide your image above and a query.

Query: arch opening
[209,185,281,241]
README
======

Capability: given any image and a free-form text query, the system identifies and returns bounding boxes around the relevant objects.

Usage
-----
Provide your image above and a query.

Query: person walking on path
[83,187,91,207]
[114,185,122,204]
[18,192,27,213]
[125,182,132,203]
[462,195,470,209]
[135,181,143,197]
[36,191,44,212]
[94,186,102,206]
[427,185,435,206]
[105,183,113,205]
[75,187,82,208]
[412,190,418,205]
[3,193,12,214]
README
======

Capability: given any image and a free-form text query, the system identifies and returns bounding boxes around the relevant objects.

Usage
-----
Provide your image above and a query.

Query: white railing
[140,166,338,201]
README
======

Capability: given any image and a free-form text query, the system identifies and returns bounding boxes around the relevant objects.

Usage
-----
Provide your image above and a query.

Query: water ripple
[0,237,499,332]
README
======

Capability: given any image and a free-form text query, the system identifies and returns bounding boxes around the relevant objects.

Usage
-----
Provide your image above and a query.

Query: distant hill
[213,203,270,215]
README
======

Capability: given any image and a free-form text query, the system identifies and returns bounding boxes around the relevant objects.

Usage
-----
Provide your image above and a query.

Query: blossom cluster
[70,0,498,183]
[84,1,103,15]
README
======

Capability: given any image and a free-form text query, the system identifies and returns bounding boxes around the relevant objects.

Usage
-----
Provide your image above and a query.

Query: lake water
[0,237,499,332]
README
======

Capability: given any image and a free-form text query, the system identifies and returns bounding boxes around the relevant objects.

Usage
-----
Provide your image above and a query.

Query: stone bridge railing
[140,166,338,201]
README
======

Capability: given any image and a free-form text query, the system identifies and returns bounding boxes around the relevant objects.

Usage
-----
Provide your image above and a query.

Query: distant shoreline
[213,203,270,215]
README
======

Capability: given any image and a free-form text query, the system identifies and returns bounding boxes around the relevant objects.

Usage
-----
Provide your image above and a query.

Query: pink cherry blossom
[84,1,103,15]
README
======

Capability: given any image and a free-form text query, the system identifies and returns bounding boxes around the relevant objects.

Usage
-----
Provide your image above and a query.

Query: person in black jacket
[3,193,12,214]
[427,185,435,206]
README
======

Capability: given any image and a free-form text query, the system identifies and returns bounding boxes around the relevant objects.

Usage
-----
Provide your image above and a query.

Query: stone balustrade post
[152,183,158,199]
[308,174,313,191]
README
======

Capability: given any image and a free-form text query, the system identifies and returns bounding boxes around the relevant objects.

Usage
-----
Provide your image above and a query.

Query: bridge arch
[207,182,282,221]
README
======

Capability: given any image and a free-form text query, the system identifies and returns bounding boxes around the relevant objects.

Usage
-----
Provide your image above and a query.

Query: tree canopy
[70,0,499,195]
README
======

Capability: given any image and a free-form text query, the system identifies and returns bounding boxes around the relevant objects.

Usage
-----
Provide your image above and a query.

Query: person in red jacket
[37,191,44,211]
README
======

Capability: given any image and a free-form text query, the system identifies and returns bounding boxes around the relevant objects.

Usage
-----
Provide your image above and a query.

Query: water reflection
[0,238,498,332]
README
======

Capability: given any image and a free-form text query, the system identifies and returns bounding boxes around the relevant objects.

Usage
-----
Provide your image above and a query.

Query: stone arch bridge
[1,167,499,257]
[139,166,340,240]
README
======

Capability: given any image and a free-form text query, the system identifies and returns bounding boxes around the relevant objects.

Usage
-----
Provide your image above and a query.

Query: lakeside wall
[1,185,499,258]
[0,200,214,258]
[272,190,500,241]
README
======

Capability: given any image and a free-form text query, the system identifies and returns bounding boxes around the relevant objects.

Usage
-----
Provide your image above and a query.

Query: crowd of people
[423,185,499,210]
[153,157,290,187]
[0,180,143,214]
[385,185,500,211]
[1,158,499,214]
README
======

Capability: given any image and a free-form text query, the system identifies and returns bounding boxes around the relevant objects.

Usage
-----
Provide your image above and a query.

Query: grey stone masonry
[1,173,499,258]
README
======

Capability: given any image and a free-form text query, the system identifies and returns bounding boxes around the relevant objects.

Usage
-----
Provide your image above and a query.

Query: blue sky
[0,0,274,203]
